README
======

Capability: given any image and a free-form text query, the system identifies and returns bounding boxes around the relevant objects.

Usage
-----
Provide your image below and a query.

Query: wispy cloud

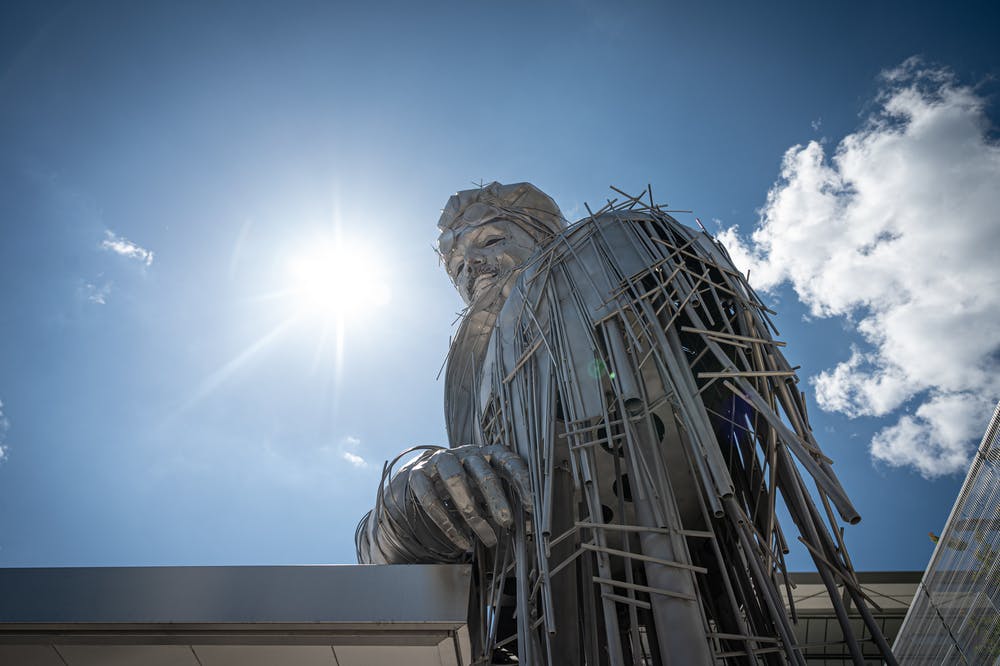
[0,399,10,464]
[101,231,154,266]
[338,435,368,468]
[342,451,367,468]
[84,281,113,305]
[717,58,1000,477]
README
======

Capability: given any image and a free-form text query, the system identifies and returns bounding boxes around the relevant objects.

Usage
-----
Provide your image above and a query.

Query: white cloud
[717,58,1000,477]
[869,394,985,476]
[338,435,367,468]
[341,451,367,468]
[101,231,154,266]
[0,399,9,463]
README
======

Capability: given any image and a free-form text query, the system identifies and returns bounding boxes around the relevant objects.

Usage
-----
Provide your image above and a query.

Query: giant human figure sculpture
[357,183,896,665]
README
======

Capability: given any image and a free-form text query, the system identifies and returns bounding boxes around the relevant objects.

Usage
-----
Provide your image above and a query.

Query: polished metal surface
[0,564,472,666]
[0,564,469,624]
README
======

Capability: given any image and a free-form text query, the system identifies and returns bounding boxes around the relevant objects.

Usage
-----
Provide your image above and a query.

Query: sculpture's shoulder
[504,209,723,322]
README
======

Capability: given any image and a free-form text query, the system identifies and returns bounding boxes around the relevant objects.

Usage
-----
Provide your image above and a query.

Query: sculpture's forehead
[439,213,517,257]
[437,181,567,261]
[459,202,503,225]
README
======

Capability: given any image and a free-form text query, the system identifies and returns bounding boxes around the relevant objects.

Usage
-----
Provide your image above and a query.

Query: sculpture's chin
[468,273,516,313]
[469,284,501,310]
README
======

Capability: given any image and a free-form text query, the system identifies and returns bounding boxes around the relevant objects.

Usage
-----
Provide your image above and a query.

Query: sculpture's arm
[356,445,533,564]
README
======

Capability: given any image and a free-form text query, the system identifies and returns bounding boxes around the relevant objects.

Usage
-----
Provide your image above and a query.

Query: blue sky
[1,0,998,571]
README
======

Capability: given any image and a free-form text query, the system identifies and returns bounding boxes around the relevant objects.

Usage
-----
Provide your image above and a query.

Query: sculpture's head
[437,182,566,307]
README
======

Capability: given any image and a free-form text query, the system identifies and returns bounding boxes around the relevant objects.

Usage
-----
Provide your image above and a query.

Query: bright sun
[286,240,390,320]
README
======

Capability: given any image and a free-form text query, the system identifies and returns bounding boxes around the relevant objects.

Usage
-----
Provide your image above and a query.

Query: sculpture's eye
[454,261,465,276]
[481,237,504,248]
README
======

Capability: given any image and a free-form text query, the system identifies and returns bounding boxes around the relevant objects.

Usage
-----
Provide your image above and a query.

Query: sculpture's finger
[485,446,534,513]
[462,453,513,529]
[408,467,472,552]
[433,451,497,548]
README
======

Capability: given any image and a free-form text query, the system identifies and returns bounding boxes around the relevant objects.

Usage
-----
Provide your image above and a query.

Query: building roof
[0,565,923,665]
[0,564,471,666]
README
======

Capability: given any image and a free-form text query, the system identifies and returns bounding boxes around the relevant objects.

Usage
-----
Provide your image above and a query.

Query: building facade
[894,401,1000,664]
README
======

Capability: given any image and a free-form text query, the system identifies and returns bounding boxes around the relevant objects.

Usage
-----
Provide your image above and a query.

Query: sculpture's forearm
[356,508,436,564]
[354,510,379,564]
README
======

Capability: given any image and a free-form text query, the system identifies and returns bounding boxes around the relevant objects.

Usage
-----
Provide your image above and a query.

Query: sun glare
[287,241,390,320]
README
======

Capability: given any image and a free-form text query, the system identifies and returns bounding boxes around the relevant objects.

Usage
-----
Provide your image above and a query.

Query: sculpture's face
[445,218,540,307]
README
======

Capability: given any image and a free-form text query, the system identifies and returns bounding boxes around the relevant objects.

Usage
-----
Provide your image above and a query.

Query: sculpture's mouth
[466,264,499,298]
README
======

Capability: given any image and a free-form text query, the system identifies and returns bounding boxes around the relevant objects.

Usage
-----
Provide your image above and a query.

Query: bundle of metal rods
[453,187,897,665]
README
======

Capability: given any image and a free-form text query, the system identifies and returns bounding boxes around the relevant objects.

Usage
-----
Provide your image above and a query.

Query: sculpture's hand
[358,444,533,563]
[406,444,533,551]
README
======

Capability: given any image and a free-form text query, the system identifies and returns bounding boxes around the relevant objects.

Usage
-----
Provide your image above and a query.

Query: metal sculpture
[357,182,897,665]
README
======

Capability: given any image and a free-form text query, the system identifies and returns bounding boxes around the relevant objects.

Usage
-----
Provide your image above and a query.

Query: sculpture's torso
[419,197,890,665]
[445,211,746,664]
